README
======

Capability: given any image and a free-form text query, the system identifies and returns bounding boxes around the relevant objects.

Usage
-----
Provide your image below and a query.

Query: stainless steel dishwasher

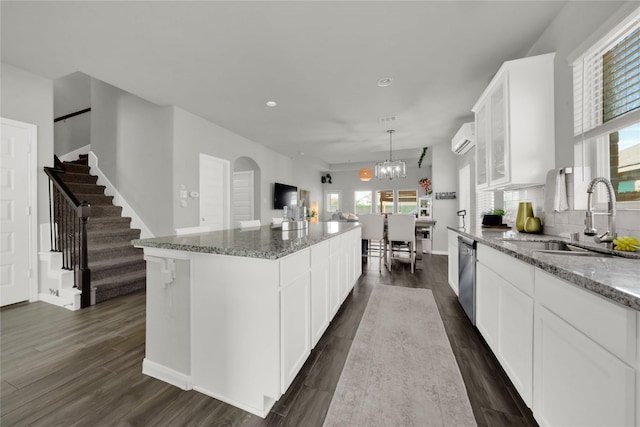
[458,236,476,325]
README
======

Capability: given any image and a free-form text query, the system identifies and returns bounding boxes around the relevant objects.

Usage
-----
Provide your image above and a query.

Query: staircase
[59,154,146,304]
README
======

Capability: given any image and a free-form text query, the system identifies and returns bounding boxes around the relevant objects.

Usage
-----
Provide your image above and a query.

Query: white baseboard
[142,359,192,390]
[431,250,448,256]
[58,144,91,162]
[192,385,275,419]
[88,152,154,239]
[39,291,79,311]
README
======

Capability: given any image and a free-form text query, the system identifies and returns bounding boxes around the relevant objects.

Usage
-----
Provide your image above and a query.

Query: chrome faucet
[584,177,616,246]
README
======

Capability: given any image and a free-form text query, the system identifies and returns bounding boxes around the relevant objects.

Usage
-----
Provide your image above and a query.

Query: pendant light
[375,130,406,180]
[358,168,373,181]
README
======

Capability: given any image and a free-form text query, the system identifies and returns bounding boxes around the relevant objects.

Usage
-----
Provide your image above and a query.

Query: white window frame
[354,190,372,215]
[375,189,395,214]
[572,6,640,209]
[325,191,341,213]
[396,189,418,215]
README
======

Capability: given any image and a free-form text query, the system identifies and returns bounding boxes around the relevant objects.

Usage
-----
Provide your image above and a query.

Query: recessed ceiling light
[377,77,393,87]
[299,151,305,156]
[266,101,277,107]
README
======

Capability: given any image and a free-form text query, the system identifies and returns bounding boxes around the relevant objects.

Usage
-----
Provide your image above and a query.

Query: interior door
[1,118,35,306]
[232,170,254,225]
[199,154,230,231]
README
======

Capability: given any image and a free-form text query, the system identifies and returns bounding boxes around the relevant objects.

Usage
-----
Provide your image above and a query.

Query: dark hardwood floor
[1,254,537,426]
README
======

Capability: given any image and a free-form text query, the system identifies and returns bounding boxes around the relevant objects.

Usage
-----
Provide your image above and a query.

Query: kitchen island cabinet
[134,222,361,418]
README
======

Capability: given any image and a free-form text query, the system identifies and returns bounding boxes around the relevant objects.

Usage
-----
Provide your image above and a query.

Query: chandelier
[375,130,406,180]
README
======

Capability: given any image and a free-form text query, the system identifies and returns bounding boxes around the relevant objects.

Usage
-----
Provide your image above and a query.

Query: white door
[1,118,36,306]
[232,170,254,225]
[199,154,230,231]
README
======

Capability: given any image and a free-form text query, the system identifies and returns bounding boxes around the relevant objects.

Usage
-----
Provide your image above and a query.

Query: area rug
[323,285,477,427]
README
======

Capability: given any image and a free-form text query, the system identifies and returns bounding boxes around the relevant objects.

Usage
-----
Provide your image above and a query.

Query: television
[273,182,298,209]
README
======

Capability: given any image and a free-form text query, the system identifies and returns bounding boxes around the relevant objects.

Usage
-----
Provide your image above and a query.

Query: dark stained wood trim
[54,107,91,123]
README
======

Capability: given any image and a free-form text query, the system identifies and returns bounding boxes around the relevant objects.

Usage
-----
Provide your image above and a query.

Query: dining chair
[239,220,261,229]
[386,214,416,273]
[359,214,385,271]
[174,225,215,235]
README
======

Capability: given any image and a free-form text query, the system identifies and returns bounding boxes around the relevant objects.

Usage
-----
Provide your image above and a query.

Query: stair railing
[44,159,92,308]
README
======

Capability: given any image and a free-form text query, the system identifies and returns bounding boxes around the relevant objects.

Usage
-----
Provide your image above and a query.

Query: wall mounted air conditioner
[451,122,475,155]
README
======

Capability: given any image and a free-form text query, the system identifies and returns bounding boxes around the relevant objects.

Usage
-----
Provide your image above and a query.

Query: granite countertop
[133,221,360,260]
[448,226,640,311]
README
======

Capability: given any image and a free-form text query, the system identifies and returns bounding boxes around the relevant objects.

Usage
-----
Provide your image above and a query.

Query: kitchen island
[133,221,361,417]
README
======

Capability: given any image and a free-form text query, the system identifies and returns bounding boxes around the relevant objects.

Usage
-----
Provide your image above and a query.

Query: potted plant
[482,209,505,226]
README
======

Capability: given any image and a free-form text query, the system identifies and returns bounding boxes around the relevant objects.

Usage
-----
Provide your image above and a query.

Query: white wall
[172,107,326,229]
[431,143,458,253]
[53,72,91,156]
[1,62,54,245]
[90,79,174,236]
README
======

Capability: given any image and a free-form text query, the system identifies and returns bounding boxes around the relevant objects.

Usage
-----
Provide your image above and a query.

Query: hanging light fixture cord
[388,129,394,161]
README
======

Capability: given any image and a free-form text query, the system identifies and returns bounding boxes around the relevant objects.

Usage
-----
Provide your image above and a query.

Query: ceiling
[1,1,569,166]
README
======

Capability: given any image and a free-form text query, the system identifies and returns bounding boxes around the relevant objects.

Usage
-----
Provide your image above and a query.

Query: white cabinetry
[476,244,534,406]
[533,269,636,427]
[473,52,555,190]
[140,225,362,418]
[310,241,330,347]
[329,235,342,316]
[280,250,311,393]
[447,230,459,295]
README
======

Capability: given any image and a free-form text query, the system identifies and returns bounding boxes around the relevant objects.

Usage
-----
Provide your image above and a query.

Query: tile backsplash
[502,183,640,240]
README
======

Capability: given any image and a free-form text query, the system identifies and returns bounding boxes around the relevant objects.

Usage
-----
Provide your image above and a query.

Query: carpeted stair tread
[87,229,141,245]
[86,217,132,231]
[88,205,123,217]
[59,172,98,184]
[87,228,141,238]
[62,162,90,174]
[92,270,146,303]
[89,256,146,281]
[88,246,142,262]
[74,194,114,205]
[65,183,107,195]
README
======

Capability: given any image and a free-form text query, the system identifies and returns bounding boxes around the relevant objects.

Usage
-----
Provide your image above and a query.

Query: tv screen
[273,182,297,209]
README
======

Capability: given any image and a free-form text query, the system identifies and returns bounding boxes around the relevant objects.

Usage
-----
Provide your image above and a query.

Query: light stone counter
[133,221,360,260]
[448,226,640,311]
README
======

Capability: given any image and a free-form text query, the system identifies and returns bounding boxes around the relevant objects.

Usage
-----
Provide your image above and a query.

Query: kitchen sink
[501,240,611,256]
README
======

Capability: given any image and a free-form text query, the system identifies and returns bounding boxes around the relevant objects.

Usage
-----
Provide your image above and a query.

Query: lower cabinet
[281,227,362,394]
[534,305,635,427]
[533,269,637,427]
[476,245,533,406]
[474,242,638,426]
[310,242,330,347]
[447,229,459,295]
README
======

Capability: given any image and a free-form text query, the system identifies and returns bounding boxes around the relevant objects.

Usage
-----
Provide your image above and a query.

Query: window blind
[573,9,640,136]
[603,27,640,122]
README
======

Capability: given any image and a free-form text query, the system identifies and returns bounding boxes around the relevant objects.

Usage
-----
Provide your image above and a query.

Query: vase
[524,216,542,233]
[515,202,534,232]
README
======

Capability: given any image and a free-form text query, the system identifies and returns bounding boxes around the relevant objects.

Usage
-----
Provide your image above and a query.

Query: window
[326,192,340,212]
[376,190,394,213]
[354,190,372,215]
[397,190,418,214]
[573,8,640,203]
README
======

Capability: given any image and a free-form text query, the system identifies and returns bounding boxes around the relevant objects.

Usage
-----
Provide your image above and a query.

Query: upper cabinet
[473,53,556,190]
